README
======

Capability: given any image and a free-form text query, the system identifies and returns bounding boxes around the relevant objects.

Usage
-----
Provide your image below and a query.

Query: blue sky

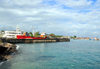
[0,0,100,37]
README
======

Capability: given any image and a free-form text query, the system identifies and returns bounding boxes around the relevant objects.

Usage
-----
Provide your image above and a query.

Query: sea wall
[0,38,70,43]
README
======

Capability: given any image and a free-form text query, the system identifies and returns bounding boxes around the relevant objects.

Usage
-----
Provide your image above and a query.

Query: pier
[0,38,70,44]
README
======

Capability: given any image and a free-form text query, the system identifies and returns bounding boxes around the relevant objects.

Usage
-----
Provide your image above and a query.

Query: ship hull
[17,35,47,39]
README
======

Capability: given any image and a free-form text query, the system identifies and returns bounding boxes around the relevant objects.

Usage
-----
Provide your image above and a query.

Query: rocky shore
[0,43,17,62]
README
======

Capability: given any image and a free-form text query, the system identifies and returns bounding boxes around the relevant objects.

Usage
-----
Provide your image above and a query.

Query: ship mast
[32,26,35,36]
[16,25,20,32]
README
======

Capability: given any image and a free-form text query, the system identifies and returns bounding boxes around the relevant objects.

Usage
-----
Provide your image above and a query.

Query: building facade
[3,27,23,38]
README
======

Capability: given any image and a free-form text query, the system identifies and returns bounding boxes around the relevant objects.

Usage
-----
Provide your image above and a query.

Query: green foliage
[34,32,40,37]
[74,36,77,38]
[29,32,33,37]
[55,35,63,37]
[1,30,4,32]
[49,33,63,37]
[71,35,77,39]
[49,33,56,37]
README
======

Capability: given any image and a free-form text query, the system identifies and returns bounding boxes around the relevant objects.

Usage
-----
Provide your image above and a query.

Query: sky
[0,0,100,37]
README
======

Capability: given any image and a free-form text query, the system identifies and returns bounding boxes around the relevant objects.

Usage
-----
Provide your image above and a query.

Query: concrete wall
[0,38,70,44]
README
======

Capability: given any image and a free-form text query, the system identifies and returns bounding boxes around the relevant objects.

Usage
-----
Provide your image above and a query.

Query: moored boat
[17,35,47,39]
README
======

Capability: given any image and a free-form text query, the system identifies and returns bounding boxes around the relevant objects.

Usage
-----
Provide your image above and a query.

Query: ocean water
[0,40,100,69]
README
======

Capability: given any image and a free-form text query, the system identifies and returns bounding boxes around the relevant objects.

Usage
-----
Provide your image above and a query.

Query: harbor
[0,27,70,43]
[0,27,70,62]
[0,0,100,69]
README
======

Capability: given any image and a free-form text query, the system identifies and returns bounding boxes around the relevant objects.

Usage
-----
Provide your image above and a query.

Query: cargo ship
[16,32,47,39]
[17,35,47,39]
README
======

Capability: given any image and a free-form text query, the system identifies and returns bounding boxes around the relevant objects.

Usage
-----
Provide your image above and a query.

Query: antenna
[16,25,20,31]
[32,26,35,36]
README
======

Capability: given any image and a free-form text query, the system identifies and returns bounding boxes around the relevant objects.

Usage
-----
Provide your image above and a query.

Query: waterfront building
[3,27,23,38]
[94,37,99,40]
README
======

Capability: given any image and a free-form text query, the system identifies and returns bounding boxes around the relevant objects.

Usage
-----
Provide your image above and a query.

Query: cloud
[11,0,42,6]
[0,0,43,7]
[0,0,100,37]
[56,0,94,8]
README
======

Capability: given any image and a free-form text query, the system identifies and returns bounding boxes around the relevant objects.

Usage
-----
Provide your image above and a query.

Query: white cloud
[56,0,94,8]
[0,0,100,37]
[3,0,43,6]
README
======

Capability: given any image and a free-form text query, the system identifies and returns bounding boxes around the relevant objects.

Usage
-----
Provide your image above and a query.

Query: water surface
[0,40,100,69]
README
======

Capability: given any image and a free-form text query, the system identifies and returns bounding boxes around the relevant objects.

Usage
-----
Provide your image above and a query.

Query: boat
[17,35,47,39]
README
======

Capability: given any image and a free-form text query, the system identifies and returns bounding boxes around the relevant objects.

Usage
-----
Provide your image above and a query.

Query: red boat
[17,35,47,39]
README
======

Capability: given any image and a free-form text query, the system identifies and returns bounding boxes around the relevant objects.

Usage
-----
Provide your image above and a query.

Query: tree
[1,30,4,32]
[55,35,63,37]
[73,35,77,38]
[49,33,56,37]
[34,32,40,37]
[29,32,33,37]
[71,35,77,39]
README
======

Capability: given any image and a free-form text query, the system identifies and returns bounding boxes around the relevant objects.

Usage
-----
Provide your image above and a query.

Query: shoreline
[0,43,17,63]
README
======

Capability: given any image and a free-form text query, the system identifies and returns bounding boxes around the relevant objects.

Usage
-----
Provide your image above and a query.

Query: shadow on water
[36,56,55,61]
[0,47,22,69]
[0,51,21,69]
[25,56,56,63]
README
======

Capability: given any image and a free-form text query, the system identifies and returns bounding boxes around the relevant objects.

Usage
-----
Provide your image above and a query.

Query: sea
[0,39,100,69]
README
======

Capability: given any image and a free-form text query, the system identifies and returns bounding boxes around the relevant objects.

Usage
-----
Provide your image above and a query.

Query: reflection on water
[0,40,100,69]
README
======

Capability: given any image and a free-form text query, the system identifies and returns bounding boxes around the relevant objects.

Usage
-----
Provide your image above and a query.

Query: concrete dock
[0,38,70,44]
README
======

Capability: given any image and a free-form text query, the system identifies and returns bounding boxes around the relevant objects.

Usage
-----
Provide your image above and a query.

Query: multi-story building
[3,27,23,38]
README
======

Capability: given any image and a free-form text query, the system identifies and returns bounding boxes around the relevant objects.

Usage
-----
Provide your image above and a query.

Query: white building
[41,32,46,36]
[3,27,23,38]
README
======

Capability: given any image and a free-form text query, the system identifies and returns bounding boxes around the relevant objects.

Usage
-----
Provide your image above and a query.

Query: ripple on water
[1,40,100,69]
